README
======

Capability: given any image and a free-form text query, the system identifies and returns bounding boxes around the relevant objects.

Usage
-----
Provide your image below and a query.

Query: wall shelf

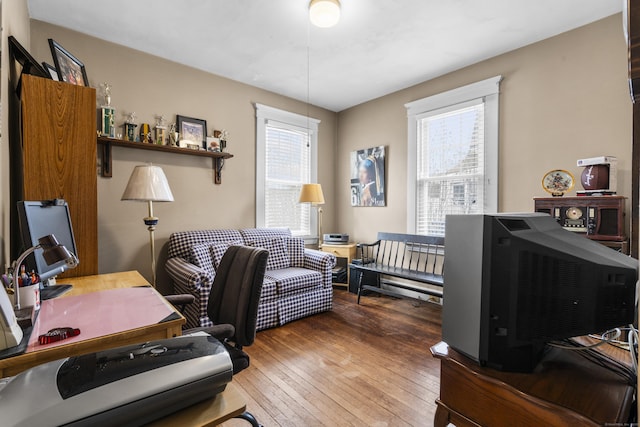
[97,136,233,184]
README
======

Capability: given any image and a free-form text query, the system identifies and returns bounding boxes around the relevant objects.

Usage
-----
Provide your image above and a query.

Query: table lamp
[11,234,78,310]
[122,165,174,287]
[299,183,325,245]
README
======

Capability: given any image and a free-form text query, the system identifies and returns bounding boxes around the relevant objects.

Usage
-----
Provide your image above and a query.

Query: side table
[320,243,356,289]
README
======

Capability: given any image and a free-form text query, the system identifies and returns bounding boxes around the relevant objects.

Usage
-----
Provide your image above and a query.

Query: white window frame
[255,103,320,241]
[405,76,501,234]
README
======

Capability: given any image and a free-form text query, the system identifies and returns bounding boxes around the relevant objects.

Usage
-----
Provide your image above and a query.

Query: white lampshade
[309,0,341,28]
[299,183,325,205]
[121,165,174,202]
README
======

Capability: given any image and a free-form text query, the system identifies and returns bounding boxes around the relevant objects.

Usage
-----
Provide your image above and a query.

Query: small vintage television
[17,200,78,299]
[443,213,637,372]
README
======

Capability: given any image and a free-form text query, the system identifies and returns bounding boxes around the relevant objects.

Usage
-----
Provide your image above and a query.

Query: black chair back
[207,245,268,348]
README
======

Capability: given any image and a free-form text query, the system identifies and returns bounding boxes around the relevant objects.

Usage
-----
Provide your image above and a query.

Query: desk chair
[164,294,195,314]
[185,245,268,427]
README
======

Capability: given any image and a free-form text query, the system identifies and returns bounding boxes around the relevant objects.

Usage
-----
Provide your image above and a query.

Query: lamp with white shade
[299,183,325,245]
[121,165,174,287]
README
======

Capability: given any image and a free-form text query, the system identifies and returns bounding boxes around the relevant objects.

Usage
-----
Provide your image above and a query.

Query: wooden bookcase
[15,75,98,278]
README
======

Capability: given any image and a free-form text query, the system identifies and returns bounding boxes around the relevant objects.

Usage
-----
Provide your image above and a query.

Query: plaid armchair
[166,228,336,330]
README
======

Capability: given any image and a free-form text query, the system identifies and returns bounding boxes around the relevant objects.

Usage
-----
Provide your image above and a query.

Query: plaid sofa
[165,228,336,330]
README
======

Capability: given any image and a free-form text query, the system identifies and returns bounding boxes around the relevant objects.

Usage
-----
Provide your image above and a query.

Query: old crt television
[17,200,78,292]
[443,213,637,372]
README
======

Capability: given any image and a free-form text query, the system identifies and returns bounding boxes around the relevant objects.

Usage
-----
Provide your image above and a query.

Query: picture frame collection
[9,35,226,152]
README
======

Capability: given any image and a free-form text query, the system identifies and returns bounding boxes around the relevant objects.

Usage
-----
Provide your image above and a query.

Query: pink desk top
[26,287,176,353]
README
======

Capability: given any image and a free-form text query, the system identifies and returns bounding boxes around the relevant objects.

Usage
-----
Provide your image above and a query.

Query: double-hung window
[406,76,501,236]
[255,104,320,239]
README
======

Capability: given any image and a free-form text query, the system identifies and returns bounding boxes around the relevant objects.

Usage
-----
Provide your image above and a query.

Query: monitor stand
[40,284,72,301]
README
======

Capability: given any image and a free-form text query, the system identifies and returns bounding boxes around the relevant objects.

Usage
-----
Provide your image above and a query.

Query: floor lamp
[299,183,325,246]
[122,165,174,287]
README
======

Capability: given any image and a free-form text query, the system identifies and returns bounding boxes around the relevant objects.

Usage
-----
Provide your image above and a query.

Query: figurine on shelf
[140,123,153,144]
[123,111,138,142]
[214,129,229,152]
[99,83,116,138]
[101,82,112,107]
[155,115,168,145]
[169,123,178,147]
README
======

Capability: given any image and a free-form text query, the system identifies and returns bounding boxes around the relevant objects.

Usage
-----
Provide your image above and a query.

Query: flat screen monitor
[443,213,638,372]
[17,200,78,283]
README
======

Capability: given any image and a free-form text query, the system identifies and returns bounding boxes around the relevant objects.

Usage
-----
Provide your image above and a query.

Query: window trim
[405,76,501,234]
[255,103,321,241]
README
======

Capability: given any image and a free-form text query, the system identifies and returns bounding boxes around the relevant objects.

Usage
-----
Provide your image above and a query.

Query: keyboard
[40,284,73,301]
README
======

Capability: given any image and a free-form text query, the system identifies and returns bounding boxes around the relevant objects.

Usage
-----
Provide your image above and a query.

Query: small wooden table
[431,341,635,426]
[0,271,185,377]
[320,243,356,288]
[148,382,246,427]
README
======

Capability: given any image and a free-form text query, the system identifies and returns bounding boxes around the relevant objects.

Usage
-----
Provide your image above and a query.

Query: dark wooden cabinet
[431,341,634,427]
[14,75,98,278]
[534,196,628,253]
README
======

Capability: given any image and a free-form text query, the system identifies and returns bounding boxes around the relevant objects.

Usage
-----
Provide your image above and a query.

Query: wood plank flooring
[221,290,443,426]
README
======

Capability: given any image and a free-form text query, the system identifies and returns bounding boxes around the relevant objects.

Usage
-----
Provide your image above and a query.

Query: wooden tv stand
[431,341,635,426]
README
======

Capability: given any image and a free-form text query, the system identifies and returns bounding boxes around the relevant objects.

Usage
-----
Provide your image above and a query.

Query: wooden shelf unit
[15,75,98,278]
[97,137,234,184]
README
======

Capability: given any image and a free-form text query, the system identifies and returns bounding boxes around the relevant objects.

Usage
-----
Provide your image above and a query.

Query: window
[255,104,320,239]
[406,76,501,236]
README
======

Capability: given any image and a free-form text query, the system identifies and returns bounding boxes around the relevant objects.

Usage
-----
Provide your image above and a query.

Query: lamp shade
[121,165,174,202]
[39,235,78,268]
[309,0,341,28]
[299,183,325,205]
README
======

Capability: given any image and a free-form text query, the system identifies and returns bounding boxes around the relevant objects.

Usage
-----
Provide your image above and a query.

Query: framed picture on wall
[48,39,89,86]
[177,115,207,149]
[351,146,386,207]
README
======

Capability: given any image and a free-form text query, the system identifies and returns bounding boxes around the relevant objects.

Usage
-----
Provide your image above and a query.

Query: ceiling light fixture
[309,0,341,28]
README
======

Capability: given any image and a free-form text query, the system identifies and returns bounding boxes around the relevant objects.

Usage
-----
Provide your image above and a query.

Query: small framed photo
[48,39,89,86]
[177,115,207,149]
[42,62,59,81]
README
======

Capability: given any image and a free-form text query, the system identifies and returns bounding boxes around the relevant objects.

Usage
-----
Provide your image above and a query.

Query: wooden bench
[351,232,445,304]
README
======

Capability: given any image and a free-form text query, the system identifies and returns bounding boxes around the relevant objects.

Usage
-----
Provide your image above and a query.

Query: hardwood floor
[221,290,443,426]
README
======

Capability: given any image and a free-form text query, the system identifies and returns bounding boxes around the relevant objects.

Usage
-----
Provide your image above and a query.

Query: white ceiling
[27,0,622,112]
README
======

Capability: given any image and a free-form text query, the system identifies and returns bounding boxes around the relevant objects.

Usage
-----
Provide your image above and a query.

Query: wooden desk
[431,341,635,427]
[0,271,184,377]
[148,383,246,427]
[61,270,151,296]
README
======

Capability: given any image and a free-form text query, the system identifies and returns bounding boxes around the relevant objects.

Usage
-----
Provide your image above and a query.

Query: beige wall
[1,0,31,271]
[29,21,338,294]
[337,14,632,244]
[20,13,631,291]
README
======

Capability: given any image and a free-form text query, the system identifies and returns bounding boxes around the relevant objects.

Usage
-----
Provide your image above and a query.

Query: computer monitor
[17,200,78,284]
[443,213,637,372]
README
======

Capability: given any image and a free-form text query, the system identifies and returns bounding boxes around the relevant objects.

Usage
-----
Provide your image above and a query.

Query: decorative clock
[542,169,574,197]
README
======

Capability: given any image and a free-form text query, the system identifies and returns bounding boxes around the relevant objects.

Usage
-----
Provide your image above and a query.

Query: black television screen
[17,200,78,283]
[443,213,637,372]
